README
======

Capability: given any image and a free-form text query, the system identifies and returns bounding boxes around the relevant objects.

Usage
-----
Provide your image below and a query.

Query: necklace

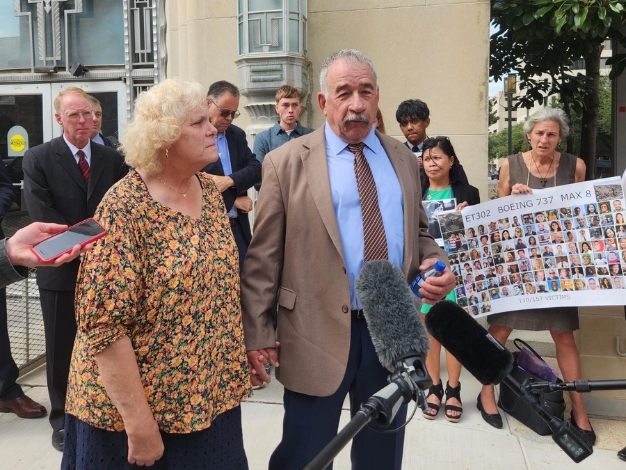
[529,151,555,188]
[156,175,191,197]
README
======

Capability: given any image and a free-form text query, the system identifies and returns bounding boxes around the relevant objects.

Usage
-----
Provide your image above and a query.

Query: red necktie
[348,143,388,262]
[77,149,89,183]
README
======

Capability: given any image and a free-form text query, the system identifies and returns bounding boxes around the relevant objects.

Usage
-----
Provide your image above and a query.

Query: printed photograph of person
[562,218,574,231]
[556,256,570,268]
[596,266,610,276]
[621,250,626,263]
[571,267,584,279]
[558,267,571,279]
[570,254,582,267]
[488,221,498,234]
[455,285,466,298]
[588,215,600,227]
[508,264,519,275]
[579,228,588,241]
[609,263,622,276]
[598,201,611,214]
[586,203,598,215]
[535,211,547,223]
[500,286,512,297]
[510,273,522,285]
[534,270,546,282]
[519,259,531,272]
[513,227,524,239]
[572,206,583,217]
[457,296,469,308]
[581,253,593,267]
[613,276,624,289]
[567,242,579,254]
[536,282,548,293]
[559,207,572,219]
[547,210,558,221]
[589,227,603,239]
[489,288,501,300]
[606,238,618,251]
[497,218,510,230]
[600,213,613,226]
[524,283,536,294]
[585,266,597,277]
[575,217,586,229]
[511,284,524,296]
[550,232,565,243]
[529,247,540,259]
[604,227,616,239]
[527,236,538,248]
[593,239,605,253]
[561,279,574,291]
[613,200,623,212]
[617,225,626,237]
[549,280,560,292]
[574,279,586,291]
[524,225,536,236]
[564,231,577,243]
[616,213,625,225]
[599,277,613,289]
[498,275,510,287]
[477,224,485,235]
[538,234,552,246]
[580,241,592,254]
[544,257,556,269]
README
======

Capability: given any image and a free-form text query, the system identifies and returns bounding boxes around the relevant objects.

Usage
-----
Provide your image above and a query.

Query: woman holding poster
[419,137,479,424]
[477,108,596,446]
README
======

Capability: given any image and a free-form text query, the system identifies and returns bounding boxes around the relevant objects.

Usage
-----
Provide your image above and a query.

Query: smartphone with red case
[30,218,107,263]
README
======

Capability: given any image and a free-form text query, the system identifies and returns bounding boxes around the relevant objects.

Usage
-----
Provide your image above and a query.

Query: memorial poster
[438,176,626,318]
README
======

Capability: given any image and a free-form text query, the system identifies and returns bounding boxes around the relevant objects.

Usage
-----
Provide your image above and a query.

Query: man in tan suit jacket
[241,49,454,470]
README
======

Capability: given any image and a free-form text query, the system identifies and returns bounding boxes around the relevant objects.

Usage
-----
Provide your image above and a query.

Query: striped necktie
[77,149,89,184]
[348,143,388,262]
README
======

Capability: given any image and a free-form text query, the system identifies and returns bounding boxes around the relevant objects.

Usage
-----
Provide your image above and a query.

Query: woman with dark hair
[587,203,597,215]
[480,107,595,447]
[550,221,562,233]
[419,136,480,424]
[501,230,511,240]
[527,236,537,246]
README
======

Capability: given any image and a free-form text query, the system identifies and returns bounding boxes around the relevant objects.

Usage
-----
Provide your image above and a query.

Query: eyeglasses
[211,100,240,119]
[63,110,93,120]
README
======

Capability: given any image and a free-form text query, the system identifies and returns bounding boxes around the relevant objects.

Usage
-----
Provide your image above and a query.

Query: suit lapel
[300,128,344,259]
[88,144,105,200]
[54,138,87,193]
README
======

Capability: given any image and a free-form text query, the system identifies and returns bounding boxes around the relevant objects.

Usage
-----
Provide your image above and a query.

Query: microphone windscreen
[425,301,514,385]
[356,260,430,370]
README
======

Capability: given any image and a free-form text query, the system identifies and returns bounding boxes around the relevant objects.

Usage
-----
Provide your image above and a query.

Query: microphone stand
[303,352,431,470]
[500,374,615,463]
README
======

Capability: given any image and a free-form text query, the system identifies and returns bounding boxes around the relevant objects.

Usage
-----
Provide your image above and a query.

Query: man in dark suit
[202,81,261,272]
[0,160,48,420]
[23,87,127,451]
[88,96,118,148]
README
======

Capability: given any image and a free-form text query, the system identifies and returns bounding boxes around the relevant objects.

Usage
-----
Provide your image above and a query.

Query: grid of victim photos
[439,196,626,317]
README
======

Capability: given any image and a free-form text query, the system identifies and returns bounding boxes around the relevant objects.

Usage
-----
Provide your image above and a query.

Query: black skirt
[61,406,248,470]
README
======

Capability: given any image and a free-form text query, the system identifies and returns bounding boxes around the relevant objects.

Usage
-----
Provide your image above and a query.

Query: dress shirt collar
[63,135,91,164]
[324,123,380,155]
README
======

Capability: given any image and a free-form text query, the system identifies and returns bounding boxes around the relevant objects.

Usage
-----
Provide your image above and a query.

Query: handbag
[498,338,565,436]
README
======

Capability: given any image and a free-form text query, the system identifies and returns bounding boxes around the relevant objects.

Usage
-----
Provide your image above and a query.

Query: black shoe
[52,429,64,452]
[618,446,626,461]
[570,412,596,447]
[477,393,503,429]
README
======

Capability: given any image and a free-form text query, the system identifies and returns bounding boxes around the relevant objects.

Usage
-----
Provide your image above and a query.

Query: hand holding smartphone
[30,218,107,263]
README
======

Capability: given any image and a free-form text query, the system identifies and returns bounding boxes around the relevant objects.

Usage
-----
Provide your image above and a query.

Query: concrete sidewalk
[1,362,625,470]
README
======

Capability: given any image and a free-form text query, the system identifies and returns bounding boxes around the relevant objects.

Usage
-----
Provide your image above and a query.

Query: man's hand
[6,222,93,268]
[234,196,253,213]
[418,258,455,304]
[126,417,164,466]
[247,343,280,386]
[210,175,235,193]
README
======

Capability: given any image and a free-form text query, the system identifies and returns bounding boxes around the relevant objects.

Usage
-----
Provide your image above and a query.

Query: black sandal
[422,382,443,420]
[444,381,463,423]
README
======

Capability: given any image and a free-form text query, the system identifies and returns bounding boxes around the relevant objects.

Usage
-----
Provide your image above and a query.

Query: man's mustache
[343,113,370,126]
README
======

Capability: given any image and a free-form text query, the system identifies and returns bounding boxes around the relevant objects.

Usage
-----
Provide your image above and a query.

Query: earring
[165,149,169,159]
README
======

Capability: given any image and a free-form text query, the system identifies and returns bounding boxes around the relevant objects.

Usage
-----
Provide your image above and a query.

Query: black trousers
[0,288,23,401]
[39,288,76,432]
[269,315,407,470]
[230,219,248,274]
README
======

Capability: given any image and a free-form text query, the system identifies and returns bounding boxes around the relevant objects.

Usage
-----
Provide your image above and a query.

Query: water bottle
[410,260,447,298]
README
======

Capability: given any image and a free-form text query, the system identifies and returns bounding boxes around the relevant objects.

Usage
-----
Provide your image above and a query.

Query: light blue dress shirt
[325,124,404,309]
[216,132,238,219]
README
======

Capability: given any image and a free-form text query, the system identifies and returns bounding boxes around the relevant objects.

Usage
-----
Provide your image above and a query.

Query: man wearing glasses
[203,81,261,273]
[22,87,126,452]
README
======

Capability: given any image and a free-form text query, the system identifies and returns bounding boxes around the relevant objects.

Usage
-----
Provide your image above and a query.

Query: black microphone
[355,259,430,370]
[425,300,514,385]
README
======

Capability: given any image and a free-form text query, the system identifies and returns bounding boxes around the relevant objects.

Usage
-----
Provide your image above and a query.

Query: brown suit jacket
[241,127,445,396]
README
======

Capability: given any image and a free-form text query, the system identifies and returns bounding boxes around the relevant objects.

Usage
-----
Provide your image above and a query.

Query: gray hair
[523,107,570,139]
[319,49,377,98]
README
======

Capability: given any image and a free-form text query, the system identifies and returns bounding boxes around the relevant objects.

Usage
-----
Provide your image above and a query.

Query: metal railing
[2,212,45,371]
